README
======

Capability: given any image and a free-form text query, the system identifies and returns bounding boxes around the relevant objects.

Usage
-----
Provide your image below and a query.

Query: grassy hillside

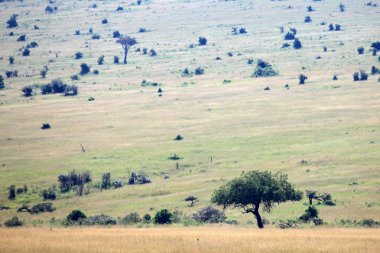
[0,0,379,226]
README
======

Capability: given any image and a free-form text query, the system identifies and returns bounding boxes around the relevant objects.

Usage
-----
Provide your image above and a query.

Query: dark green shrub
[371,41,380,51]
[252,59,278,77]
[80,63,90,75]
[0,75,4,89]
[153,209,173,224]
[41,187,56,200]
[8,185,16,200]
[293,38,302,49]
[112,179,123,188]
[17,34,26,42]
[4,217,22,227]
[192,206,226,223]
[101,19,108,24]
[114,56,119,64]
[64,85,78,96]
[299,206,319,223]
[92,34,100,40]
[121,212,142,224]
[75,52,83,59]
[29,202,56,214]
[371,66,379,75]
[113,31,121,38]
[101,172,111,190]
[168,154,181,160]
[85,215,117,225]
[182,68,190,76]
[198,37,207,46]
[304,16,312,23]
[128,171,151,185]
[98,55,105,65]
[174,135,183,141]
[22,86,33,97]
[353,72,360,81]
[149,49,157,57]
[143,214,151,222]
[360,70,368,81]
[7,14,18,28]
[357,47,364,54]
[22,48,30,56]
[9,56,14,65]
[67,210,86,221]
[299,74,308,84]
[194,67,204,75]
[41,123,50,129]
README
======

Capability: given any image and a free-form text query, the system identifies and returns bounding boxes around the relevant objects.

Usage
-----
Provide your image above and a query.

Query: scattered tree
[75,52,83,59]
[101,172,111,190]
[80,63,90,75]
[185,196,199,207]
[22,86,33,97]
[339,3,345,12]
[114,56,119,64]
[98,55,105,65]
[304,16,312,23]
[212,170,303,228]
[22,48,30,56]
[8,185,16,200]
[357,47,364,55]
[299,74,308,84]
[116,36,137,64]
[198,37,207,46]
[153,209,173,224]
[0,75,4,89]
[67,210,86,222]
[293,38,302,49]
[4,217,22,227]
[7,14,18,28]
[192,206,226,223]
[252,59,278,77]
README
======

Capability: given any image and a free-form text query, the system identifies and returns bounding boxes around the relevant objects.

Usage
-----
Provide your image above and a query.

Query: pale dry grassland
[0,227,379,253]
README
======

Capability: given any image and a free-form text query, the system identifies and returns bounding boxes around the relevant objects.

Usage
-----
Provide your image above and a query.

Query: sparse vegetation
[252,59,278,77]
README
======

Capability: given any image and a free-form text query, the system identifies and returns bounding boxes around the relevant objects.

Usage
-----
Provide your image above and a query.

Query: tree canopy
[211,170,302,228]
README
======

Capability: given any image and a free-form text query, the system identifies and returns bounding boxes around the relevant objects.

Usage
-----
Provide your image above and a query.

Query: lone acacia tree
[211,170,302,228]
[116,35,137,64]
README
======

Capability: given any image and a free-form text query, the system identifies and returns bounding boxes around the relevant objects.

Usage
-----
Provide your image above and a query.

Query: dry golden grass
[0,227,379,253]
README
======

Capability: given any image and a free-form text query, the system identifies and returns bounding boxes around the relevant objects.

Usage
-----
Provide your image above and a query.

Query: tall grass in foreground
[0,227,379,253]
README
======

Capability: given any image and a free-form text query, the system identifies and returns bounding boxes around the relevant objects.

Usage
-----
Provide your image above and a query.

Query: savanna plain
[0,0,379,252]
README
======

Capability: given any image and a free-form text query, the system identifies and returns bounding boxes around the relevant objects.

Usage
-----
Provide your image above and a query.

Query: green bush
[121,212,142,224]
[153,209,173,224]
[252,59,278,77]
[29,202,56,214]
[192,206,226,223]
[85,215,117,226]
[67,210,86,221]
[4,217,23,227]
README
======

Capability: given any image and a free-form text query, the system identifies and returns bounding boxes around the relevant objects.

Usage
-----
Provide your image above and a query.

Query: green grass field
[0,0,379,226]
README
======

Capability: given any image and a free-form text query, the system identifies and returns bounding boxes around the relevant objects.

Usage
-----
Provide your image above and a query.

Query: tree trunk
[124,49,128,64]
[253,205,264,229]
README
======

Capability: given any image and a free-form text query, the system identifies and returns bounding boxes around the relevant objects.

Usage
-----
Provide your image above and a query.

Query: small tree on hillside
[0,75,4,89]
[116,35,137,64]
[212,170,303,228]
[305,190,318,205]
[8,185,16,200]
[185,196,199,207]
[198,37,207,46]
[7,14,18,28]
[101,172,111,190]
